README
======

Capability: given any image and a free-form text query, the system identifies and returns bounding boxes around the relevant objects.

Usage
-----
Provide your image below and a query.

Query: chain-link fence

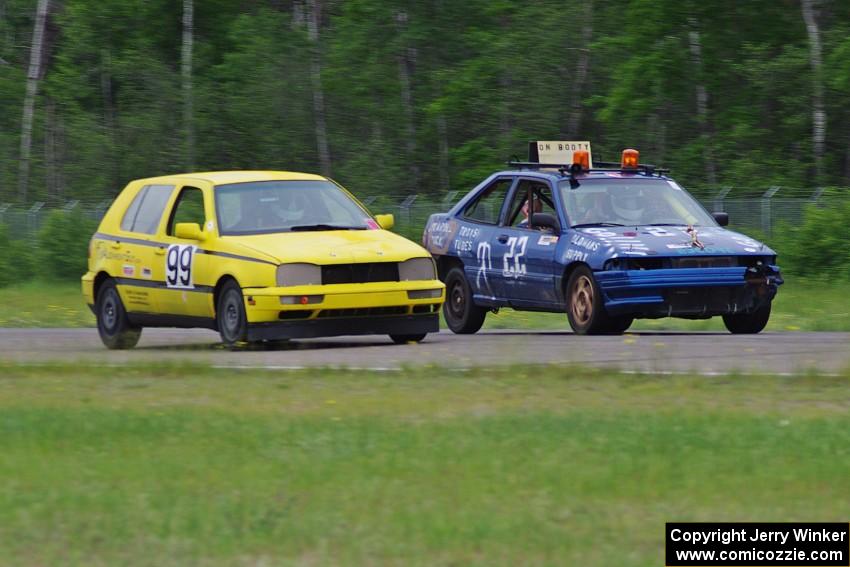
[0,189,844,242]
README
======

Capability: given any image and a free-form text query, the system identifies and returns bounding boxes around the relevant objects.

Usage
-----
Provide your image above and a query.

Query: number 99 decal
[166,244,196,289]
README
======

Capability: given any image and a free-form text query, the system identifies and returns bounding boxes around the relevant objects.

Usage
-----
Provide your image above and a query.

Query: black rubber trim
[91,232,276,265]
[126,312,217,330]
[246,313,439,341]
[114,277,214,294]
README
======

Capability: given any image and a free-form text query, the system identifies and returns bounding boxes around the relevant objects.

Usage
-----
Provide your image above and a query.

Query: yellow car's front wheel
[217,280,248,347]
[389,333,427,344]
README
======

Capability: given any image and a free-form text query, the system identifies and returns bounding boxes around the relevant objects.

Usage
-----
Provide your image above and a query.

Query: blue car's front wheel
[566,266,630,335]
[722,302,771,334]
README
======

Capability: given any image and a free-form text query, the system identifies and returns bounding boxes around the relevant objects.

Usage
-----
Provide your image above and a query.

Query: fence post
[62,199,79,212]
[28,202,45,238]
[399,194,417,224]
[761,186,779,236]
[93,199,112,220]
[713,187,732,212]
[810,186,825,203]
[441,190,459,210]
[0,203,10,227]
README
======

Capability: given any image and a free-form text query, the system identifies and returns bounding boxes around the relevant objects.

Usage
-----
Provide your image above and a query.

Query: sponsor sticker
[365,219,380,230]
[122,264,135,277]
[538,235,559,246]
[141,267,152,279]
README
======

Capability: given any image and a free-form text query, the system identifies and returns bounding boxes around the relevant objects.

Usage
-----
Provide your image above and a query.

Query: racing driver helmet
[611,188,646,223]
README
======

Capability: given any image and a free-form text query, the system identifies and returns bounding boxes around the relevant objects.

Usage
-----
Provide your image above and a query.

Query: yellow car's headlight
[398,257,436,281]
[276,263,321,286]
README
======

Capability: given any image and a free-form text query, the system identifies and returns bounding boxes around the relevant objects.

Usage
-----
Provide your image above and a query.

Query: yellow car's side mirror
[175,222,205,241]
[375,214,394,230]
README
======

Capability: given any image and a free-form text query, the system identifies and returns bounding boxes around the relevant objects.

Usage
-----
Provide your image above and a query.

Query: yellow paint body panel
[82,171,443,338]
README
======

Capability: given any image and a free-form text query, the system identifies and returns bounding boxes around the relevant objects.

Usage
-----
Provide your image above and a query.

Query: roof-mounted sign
[528,141,593,167]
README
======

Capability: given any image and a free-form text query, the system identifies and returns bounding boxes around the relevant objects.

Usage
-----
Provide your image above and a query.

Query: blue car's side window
[461,178,514,225]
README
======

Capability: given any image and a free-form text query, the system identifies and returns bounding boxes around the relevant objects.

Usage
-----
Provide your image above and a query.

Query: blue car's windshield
[215,180,372,235]
[558,178,717,227]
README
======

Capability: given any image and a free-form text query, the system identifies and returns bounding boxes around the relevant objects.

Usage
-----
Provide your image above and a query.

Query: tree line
[1,0,849,206]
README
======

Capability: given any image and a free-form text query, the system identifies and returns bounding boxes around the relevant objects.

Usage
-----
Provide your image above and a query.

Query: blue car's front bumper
[595,266,783,317]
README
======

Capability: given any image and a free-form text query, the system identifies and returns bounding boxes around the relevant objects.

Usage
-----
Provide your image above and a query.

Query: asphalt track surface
[1,328,848,375]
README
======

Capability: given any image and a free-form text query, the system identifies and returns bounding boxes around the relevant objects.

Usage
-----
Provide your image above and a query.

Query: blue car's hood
[571,225,775,257]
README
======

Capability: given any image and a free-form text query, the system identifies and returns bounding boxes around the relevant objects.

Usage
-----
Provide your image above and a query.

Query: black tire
[443,266,486,334]
[389,333,427,344]
[605,315,634,335]
[217,280,248,347]
[723,302,771,334]
[565,266,610,335]
[95,279,142,349]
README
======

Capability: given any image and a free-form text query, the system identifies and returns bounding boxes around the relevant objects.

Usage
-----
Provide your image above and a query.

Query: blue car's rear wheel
[723,302,771,334]
[443,266,486,334]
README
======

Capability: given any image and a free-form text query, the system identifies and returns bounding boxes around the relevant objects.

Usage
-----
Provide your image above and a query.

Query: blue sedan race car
[423,141,783,335]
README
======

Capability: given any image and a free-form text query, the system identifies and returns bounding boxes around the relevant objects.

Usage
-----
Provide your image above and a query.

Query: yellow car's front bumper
[241,280,445,341]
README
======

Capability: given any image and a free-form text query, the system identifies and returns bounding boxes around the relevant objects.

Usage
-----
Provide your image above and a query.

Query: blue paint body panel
[423,169,783,320]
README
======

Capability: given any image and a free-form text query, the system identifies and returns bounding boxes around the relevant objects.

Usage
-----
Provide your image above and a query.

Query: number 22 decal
[166,244,195,289]
[502,236,528,278]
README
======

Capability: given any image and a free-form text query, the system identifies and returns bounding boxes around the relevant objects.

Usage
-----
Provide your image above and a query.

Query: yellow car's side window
[167,187,206,235]
[120,184,175,234]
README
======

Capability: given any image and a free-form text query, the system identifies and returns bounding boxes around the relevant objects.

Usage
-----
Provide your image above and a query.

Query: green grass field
[1,276,848,331]
[1,363,849,566]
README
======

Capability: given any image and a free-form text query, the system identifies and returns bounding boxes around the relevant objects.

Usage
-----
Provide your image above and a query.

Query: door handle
[110,241,121,250]
[497,234,509,244]
[155,247,166,256]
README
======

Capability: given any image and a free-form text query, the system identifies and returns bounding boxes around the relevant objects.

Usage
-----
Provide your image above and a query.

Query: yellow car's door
[155,183,216,319]
[109,183,177,314]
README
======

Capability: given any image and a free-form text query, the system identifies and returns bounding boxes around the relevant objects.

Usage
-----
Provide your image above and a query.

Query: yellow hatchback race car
[82,171,444,349]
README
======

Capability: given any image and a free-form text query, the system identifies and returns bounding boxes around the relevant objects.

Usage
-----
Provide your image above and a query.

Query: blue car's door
[490,178,561,307]
[452,176,516,304]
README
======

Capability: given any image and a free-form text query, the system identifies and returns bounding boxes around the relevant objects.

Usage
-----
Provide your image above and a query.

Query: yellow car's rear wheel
[96,279,142,349]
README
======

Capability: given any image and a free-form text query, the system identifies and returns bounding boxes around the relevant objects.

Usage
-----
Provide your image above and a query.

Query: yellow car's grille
[316,306,408,318]
[321,262,399,284]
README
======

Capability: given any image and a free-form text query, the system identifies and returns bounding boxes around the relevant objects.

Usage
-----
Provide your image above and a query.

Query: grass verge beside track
[1,276,848,331]
[1,362,849,566]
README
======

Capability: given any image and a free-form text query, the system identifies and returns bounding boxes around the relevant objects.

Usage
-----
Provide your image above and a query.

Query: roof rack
[507,160,669,178]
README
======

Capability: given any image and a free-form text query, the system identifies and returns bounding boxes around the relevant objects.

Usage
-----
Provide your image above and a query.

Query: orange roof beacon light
[572,149,590,171]
[621,148,639,170]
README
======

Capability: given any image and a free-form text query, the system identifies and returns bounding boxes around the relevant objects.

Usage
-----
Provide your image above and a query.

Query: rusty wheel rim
[570,275,594,326]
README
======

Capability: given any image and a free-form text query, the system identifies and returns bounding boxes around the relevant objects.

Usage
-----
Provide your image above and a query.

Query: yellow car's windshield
[215,180,372,235]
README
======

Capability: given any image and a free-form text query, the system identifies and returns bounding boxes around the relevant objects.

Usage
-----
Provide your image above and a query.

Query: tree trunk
[395,10,419,192]
[44,96,55,199]
[566,0,592,137]
[101,49,120,190]
[307,0,331,176]
[18,0,50,202]
[182,0,194,170]
[801,0,825,182]
[437,113,450,192]
[688,18,716,185]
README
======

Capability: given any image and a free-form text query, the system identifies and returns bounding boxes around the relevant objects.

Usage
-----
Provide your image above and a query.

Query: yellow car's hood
[225,229,429,265]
